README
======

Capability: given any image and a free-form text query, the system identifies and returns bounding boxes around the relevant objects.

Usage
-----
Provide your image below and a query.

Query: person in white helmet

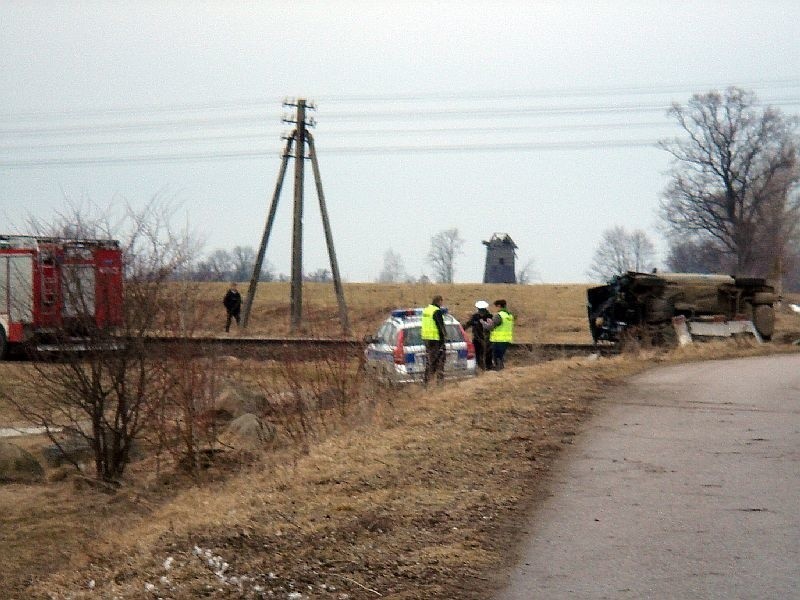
[463,300,494,370]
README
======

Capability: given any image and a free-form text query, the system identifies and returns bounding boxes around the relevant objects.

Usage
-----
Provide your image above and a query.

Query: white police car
[363,308,476,384]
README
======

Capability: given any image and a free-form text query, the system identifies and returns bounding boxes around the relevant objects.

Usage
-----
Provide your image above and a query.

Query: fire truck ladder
[39,268,59,321]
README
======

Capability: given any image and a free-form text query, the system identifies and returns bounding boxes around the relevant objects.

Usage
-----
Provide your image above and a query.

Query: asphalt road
[495,354,800,599]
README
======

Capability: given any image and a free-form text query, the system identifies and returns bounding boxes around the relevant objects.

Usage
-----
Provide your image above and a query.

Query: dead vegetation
[1,283,799,599]
[4,356,639,599]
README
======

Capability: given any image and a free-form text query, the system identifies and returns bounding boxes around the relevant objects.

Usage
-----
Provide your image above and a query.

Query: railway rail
[7,336,615,362]
[141,336,614,362]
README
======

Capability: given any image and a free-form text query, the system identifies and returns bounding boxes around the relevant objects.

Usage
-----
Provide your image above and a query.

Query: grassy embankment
[1,282,798,598]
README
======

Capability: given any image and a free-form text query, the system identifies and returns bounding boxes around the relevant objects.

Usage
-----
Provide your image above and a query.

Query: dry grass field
[192,280,800,345]
[1,283,799,599]
[192,281,594,343]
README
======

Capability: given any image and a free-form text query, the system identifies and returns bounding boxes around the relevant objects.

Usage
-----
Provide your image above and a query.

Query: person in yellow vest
[421,294,447,385]
[489,299,514,370]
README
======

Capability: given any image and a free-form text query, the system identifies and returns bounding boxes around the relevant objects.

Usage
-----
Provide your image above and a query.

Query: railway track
[6,336,615,362]
[142,336,614,361]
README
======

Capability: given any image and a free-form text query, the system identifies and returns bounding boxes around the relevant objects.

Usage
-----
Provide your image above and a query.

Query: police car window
[403,326,422,346]
[445,324,464,341]
[377,323,391,343]
[387,325,399,345]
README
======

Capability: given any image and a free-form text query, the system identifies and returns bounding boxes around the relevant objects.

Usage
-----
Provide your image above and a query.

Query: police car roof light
[390,307,448,319]
[391,308,421,318]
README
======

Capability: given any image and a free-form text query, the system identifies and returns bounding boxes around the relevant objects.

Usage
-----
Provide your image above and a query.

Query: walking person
[223,282,242,332]
[489,299,514,370]
[464,300,494,371]
[421,294,447,385]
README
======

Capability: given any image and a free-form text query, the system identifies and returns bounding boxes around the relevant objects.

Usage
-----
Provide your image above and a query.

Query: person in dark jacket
[463,300,494,370]
[223,282,242,332]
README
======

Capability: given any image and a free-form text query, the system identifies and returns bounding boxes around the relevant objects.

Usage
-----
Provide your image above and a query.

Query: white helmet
[475,300,489,309]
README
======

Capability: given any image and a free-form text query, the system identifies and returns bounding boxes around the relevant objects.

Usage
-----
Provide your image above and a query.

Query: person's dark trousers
[473,338,493,370]
[225,310,240,332]
[492,342,509,370]
[424,340,446,384]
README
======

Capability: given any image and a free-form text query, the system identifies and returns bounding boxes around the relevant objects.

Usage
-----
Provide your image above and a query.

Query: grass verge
[2,341,795,599]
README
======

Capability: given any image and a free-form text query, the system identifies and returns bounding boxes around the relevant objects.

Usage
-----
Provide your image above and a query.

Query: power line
[0,139,660,168]
[319,98,800,121]
[4,77,800,121]
[1,85,795,168]
[0,121,679,153]
[3,97,798,138]
[0,115,276,138]
[0,131,272,152]
[313,79,800,103]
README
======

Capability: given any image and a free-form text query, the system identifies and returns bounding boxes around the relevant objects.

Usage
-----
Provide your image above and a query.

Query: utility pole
[290,100,307,331]
[241,98,351,336]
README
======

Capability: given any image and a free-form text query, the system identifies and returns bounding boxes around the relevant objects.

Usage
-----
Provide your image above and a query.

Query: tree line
[189,247,333,283]
[195,228,537,285]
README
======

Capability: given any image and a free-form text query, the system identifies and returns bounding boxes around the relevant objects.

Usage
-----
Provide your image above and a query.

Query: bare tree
[516,257,540,284]
[305,268,332,282]
[230,245,256,281]
[204,249,234,281]
[5,196,203,482]
[194,247,274,282]
[666,238,730,273]
[587,226,656,282]
[426,228,465,283]
[377,249,407,283]
[659,87,800,276]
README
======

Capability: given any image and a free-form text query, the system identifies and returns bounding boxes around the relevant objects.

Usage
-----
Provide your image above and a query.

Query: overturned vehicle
[588,271,777,345]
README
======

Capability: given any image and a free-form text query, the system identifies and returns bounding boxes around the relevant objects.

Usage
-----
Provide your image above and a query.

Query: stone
[221,413,277,450]
[0,440,45,483]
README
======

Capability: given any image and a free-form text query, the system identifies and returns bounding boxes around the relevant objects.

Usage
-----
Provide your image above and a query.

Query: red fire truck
[0,235,124,358]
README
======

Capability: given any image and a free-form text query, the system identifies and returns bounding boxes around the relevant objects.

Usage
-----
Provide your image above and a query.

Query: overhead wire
[0,139,661,168]
[312,78,800,103]
[0,121,680,153]
[3,77,799,120]
[3,96,800,137]
[1,81,798,168]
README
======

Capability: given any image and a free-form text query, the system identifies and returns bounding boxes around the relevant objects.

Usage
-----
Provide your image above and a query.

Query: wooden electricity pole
[241,98,350,336]
[290,100,307,331]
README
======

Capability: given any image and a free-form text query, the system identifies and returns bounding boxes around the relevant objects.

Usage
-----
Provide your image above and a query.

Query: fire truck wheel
[0,327,6,360]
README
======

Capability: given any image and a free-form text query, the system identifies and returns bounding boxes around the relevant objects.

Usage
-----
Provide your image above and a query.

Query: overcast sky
[2,1,799,283]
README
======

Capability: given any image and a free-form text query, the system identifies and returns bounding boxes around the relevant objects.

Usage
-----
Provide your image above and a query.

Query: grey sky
[2,1,799,283]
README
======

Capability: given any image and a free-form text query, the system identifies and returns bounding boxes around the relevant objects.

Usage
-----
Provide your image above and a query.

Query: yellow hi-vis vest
[421,304,442,341]
[490,309,514,343]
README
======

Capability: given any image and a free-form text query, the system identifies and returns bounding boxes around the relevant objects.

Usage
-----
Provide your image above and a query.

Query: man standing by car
[223,282,242,332]
[421,294,447,385]
[489,299,514,370]
[464,300,494,371]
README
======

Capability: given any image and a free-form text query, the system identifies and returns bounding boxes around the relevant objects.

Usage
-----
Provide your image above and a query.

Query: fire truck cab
[0,235,124,358]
